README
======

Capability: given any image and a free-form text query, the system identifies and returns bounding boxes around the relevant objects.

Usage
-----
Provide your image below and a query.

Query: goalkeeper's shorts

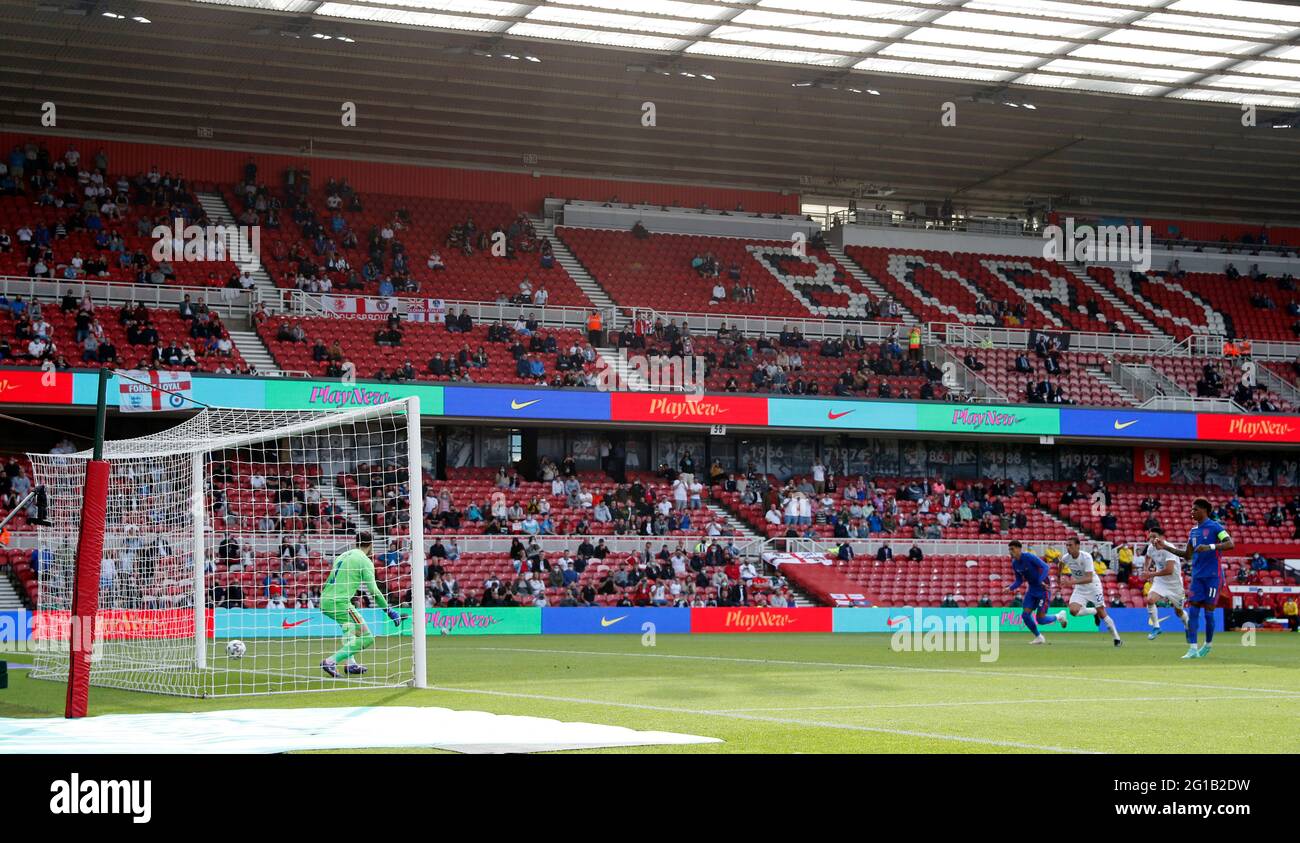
[322,603,365,629]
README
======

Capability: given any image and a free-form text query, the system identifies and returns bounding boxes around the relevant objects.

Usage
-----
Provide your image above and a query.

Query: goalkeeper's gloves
[386,607,403,627]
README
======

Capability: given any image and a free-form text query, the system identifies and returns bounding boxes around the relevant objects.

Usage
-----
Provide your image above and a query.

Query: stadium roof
[193,0,1300,108]
[2,0,1299,222]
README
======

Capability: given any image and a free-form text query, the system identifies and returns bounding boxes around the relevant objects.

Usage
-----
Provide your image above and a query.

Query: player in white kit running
[1059,536,1122,647]
[1140,527,1190,640]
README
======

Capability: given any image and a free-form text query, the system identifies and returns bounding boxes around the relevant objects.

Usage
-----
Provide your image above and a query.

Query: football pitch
[3,633,1298,753]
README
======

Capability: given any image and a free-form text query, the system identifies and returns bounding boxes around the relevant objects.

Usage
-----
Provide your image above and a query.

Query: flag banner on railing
[1027,328,1071,351]
[118,370,195,413]
[404,299,446,324]
[319,295,401,319]
[319,295,445,322]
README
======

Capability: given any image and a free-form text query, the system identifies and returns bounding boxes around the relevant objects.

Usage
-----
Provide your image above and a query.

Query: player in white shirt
[1140,527,1189,640]
[1058,536,1122,646]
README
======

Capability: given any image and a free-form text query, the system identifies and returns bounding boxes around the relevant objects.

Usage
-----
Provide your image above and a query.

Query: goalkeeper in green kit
[319,532,402,678]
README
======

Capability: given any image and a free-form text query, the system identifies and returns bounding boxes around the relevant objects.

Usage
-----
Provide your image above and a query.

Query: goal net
[28,398,426,698]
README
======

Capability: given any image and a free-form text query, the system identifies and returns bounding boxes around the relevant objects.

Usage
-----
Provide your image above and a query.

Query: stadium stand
[1091,265,1300,342]
[558,226,893,319]
[717,475,1064,543]
[963,347,1120,406]
[0,157,239,288]
[781,553,1145,609]
[1,294,247,372]
[225,179,593,307]
[842,245,1137,333]
[258,315,602,386]
[610,321,946,398]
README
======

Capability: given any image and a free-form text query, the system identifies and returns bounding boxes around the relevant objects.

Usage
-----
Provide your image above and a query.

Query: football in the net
[226,640,247,659]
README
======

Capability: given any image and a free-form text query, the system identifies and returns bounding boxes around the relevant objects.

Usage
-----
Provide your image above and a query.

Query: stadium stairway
[1123,361,1193,401]
[0,575,24,611]
[536,217,616,312]
[1032,496,1103,544]
[1258,364,1300,407]
[320,483,366,535]
[196,192,281,302]
[227,328,280,374]
[707,500,816,606]
[1066,260,1162,337]
[1086,365,1139,405]
[825,242,917,324]
[595,346,652,391]
[923,344,1007,401]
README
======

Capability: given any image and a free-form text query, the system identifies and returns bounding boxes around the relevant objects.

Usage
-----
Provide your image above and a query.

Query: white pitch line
[469,645,1300,697]
[719,694,1300,713]
[424,683,1102,754]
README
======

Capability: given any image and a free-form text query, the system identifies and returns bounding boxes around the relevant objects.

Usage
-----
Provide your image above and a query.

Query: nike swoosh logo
[281,618,310,629]
[828,410,854,420]
[511,399,540,410]
[886,615,909,627]
[600,615,627,627]
[1114,420,1138,430]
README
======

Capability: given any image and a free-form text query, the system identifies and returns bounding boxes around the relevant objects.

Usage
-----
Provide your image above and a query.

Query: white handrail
[0,274,256,316]
[929,321,1183,356]
[286,290,601,332]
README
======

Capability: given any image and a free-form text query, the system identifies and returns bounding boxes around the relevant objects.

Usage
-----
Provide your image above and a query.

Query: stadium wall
[0,132,799,216]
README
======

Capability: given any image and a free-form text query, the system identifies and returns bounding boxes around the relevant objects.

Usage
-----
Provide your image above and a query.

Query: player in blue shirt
[1006,540,1067,644]
[1149,497,1233,660]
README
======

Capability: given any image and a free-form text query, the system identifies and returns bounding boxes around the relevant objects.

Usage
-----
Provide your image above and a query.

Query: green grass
[3,632,1299,753]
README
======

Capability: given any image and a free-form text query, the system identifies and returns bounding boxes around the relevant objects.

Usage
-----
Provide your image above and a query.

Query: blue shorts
[1189,576,1221,605]
[1022,590,1049,616]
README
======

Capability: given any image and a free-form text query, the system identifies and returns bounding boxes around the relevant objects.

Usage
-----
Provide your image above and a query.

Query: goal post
[29,397,428,700]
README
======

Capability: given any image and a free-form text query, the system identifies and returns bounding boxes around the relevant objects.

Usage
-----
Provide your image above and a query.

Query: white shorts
[1069,580,1105,607]
[1149,582,1186,605]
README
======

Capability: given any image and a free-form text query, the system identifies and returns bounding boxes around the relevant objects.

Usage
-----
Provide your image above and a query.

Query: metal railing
[930,321,1183,356]
[0,530,1093,563]
[1188,334,1300,362]
[778,536,1116,559]
[1257,363,1300,408]
[1110,362,1164,404]
[923,344,1004,402]
[623,306,908,342]
[0,275,259,317]
[1140,395,1243,413]
[829,210,1033,238]
[286,290,611,333]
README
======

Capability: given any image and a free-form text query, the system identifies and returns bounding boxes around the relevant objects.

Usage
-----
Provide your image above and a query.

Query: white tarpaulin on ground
[0,706,722,754]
